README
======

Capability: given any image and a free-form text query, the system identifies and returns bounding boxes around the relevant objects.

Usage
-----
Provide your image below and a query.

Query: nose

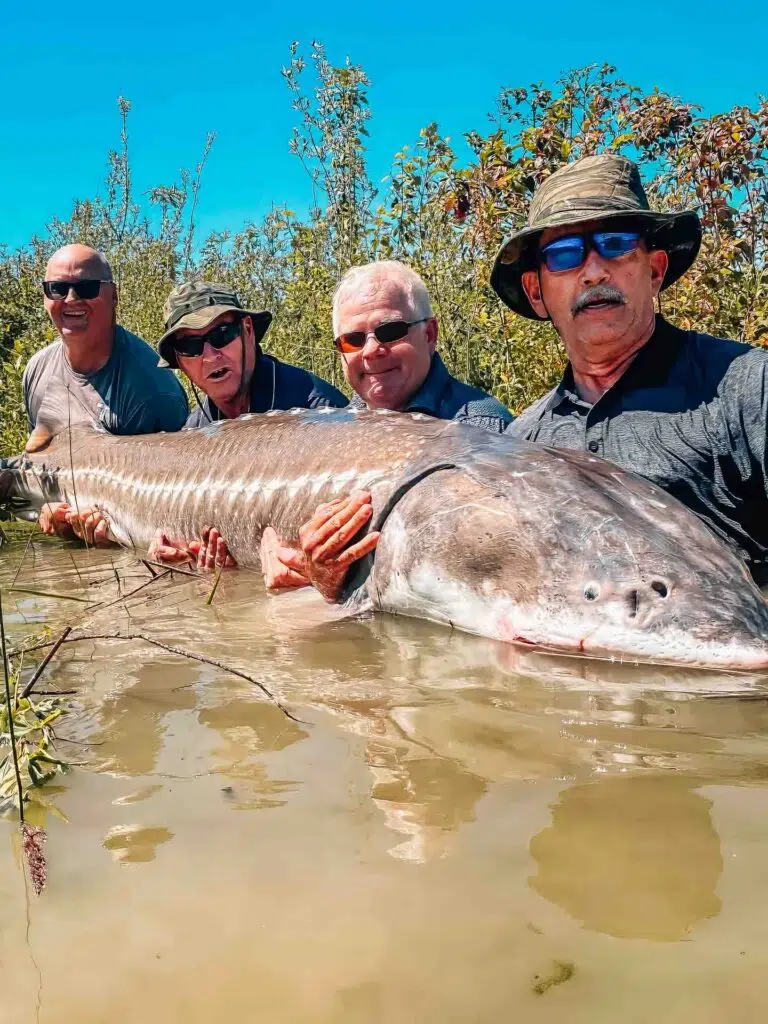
[201,340,224,362]
[62,285,82,303]
[361,332,387,358]
[579,247,610,287]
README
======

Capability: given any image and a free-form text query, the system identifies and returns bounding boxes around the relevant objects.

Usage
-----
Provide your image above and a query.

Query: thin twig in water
[205,566,223,606]
[9,587,91,604]
[67,546,84,584]
[143,559,198,578]
[0,593,25,822]
[21,628,72,699]
[13,631,301,722]
[141,560,158,578]
[11,534,34,590]
[94,570,172,612]
[66,386,89,556]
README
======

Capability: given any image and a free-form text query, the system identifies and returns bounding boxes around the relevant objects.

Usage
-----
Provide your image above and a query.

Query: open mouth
[61,310,88,325]
[207,367,230,381]
[578,299,622,313]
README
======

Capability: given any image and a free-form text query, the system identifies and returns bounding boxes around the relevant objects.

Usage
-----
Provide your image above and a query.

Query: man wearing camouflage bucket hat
[493,152,768,585]
[147,280,348,568]
[157,280,346,427]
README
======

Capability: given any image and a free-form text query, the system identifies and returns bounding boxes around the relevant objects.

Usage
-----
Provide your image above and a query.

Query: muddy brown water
[2,541,768,1023]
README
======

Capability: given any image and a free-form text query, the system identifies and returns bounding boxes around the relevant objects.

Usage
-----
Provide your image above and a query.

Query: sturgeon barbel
[2,407,767,670]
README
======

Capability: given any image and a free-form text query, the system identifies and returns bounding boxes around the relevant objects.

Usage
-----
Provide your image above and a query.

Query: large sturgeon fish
[1,407,767,670]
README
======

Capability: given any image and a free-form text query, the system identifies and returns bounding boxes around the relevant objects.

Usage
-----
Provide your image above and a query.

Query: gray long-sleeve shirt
[506,316,768,584]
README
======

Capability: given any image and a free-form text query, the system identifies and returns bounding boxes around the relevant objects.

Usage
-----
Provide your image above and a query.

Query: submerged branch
[13,631,301,723]
[21,627,72,699]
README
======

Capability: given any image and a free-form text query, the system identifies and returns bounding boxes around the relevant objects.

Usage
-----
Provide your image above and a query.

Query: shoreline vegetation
[1,45,766,458]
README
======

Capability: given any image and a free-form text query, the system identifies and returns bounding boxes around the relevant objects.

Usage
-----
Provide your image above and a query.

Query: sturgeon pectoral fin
[25,426,54,454]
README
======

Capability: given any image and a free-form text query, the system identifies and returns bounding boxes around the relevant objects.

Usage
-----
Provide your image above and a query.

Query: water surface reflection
[1,543,768,1023]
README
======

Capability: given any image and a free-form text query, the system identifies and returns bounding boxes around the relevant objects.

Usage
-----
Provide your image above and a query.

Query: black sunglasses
[43,279,112,300]
[172,319,243,359]
[334,317,430,354]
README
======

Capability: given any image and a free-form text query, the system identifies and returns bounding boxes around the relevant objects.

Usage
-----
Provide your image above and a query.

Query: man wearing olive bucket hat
[147,281,347,567]
[157,280,347,427]
[492,153,768,586]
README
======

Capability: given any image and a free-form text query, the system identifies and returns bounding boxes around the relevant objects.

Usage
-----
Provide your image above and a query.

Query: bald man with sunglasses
[25,243,188,545]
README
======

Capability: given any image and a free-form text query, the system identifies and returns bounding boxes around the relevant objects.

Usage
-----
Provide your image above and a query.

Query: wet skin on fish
[1,407,767,670]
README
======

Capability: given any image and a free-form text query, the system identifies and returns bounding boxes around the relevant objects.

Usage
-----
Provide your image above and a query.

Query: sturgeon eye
[583,583,600,601]
[651,580,669,599]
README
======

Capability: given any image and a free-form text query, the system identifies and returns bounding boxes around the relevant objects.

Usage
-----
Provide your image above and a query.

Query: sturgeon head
[366,441,768,671]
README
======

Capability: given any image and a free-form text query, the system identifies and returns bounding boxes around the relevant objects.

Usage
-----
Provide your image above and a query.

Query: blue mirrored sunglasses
[538,231,643,274]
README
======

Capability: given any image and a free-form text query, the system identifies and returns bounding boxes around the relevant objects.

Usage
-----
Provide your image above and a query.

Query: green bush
[1,49,766,457]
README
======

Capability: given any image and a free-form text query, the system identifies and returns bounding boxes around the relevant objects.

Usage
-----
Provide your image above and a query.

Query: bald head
[43,244,117,368]
[45,244,113,282]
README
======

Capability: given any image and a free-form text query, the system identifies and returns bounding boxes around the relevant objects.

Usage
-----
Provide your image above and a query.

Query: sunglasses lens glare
[594,232,641,258]
[541,238,585,273]
[335,332,366,352]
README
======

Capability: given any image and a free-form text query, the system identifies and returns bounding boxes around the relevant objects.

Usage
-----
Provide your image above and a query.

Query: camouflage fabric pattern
[490,154,702,320]
[157,281,272,368]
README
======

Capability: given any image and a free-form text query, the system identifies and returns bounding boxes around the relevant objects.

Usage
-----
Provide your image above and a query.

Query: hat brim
[157,307,273,369]
[490,209,702,320]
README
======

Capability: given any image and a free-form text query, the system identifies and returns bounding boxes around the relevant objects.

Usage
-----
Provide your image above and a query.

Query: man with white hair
[259,260,512,593]
[330,260,511,429]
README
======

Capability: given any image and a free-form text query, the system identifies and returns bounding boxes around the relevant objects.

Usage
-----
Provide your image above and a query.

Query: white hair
[332,261,433,335]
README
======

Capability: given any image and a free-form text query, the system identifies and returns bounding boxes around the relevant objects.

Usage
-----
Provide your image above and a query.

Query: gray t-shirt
[23,325,188,435]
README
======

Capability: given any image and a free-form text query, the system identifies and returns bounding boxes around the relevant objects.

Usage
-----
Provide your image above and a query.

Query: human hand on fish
[149,527,236,570]
[299,491,381,602]
[38,502,77,539]
[192,528,237,570]
[39,502,113,546]
[66,506,113,546]
[260,528,310,592]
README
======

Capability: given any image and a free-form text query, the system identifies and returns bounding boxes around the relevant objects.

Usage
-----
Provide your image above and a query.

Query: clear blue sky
[0,0,765,251]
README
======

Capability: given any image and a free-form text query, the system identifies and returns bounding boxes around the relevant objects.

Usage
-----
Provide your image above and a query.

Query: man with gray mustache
[298,152,768,600]
[492,153,768,586]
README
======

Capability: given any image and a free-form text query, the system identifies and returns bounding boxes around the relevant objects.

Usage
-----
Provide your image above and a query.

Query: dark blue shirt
[186,351,347,427]
[507,316,768,583]
[350,353,512,433]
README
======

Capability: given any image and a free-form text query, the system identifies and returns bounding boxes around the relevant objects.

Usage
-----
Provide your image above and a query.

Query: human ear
[426,317,438,353]
[648,249,668,298]
[521,269,549,319]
